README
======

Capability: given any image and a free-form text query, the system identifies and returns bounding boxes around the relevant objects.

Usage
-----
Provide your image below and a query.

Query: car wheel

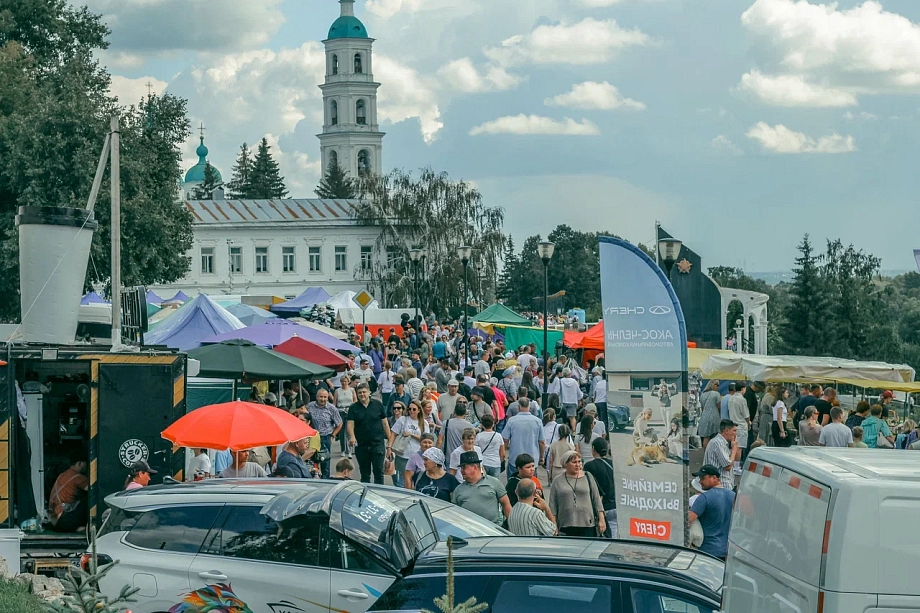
[609,416,618,432]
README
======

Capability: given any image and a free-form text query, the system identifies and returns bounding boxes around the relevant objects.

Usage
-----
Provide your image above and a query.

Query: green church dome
[328,15,368,39]
[184,136,222,183]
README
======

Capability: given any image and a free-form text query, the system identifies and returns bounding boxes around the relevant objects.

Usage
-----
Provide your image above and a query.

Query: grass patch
[0,577,46,613]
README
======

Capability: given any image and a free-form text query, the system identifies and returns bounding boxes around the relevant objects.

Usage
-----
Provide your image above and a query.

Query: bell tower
[318,0,385,180]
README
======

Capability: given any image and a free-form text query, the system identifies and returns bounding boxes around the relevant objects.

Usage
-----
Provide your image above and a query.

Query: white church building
[155,0,384,300]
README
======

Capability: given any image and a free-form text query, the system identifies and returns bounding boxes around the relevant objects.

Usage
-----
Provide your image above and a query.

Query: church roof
[328,15,368,39]
[184,136,222,183]
[184,199,365,225]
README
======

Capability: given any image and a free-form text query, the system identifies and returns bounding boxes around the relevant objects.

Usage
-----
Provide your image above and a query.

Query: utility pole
[110,116,122,345]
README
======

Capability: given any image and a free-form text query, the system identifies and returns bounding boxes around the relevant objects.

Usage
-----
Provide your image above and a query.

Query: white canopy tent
[337,308,410,327]
[326,291,380,312]
[700,354,917,389]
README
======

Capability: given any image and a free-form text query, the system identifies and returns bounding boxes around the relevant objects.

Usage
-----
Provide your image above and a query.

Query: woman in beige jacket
[547,424,576,483]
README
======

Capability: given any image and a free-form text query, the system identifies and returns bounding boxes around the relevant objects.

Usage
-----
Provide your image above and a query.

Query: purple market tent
[164,290,190,303]
[200,319,360,353]
[145,290,165,304]
[270,287,332,315]
[81,292,109,305]
[145,294,245,351]
[226,303,278,327]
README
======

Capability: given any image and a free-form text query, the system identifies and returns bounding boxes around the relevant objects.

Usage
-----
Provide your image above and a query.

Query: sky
[88,0,920,273]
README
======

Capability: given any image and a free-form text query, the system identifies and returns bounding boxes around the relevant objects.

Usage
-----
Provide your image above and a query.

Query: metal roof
[184,199,363,225]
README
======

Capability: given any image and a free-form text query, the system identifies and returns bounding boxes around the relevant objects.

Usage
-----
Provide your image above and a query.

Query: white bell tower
[318,0,385,180]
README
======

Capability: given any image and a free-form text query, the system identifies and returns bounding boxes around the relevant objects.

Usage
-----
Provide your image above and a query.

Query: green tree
[0,1,193,321]
[190,162,221,199]
[315,159,357,199]
[226,143,252,199]
[45,562,139,612]
[248,137,287,199]
[496,236,519,305]
[355,167,504,313]
[781,235,831,355]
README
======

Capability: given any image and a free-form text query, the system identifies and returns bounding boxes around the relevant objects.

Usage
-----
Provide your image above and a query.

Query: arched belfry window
[330,100,338,126]
[357,150,371,176]
[329,150,338,170]
[354,53,363,74]
[356,99,367,125]
[332,54,339,75]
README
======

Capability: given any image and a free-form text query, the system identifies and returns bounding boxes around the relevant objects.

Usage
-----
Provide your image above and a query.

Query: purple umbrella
[199,319,360,353]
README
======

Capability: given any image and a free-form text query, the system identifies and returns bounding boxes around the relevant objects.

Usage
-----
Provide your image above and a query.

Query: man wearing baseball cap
[688,465,735,560]
[451,450,511,525]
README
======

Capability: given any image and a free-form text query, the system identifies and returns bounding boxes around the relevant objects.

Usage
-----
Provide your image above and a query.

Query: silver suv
[94,479,507,613]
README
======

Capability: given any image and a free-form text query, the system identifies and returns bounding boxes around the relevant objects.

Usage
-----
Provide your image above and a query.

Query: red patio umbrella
[162,401,316,451]
[274,337,351,372]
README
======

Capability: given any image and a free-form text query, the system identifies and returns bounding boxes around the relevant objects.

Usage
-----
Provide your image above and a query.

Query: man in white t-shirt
[819,407,854,448]
[517,348,536,372]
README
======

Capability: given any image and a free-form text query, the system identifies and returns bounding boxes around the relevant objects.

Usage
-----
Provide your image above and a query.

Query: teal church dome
[328,15,368,39]
[184,136,222,183]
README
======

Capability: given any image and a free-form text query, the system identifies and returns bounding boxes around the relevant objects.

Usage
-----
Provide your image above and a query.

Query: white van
[722,447,920,613]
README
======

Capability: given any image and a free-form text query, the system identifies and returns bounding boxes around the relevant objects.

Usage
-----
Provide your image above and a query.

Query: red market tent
[564,321,605,350]
[274,337,351,372]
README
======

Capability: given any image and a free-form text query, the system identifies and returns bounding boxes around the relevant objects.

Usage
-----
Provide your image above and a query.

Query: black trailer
[0,345,187,573]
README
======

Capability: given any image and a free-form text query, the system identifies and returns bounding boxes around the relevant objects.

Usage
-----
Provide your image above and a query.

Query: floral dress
[697,390,722,439]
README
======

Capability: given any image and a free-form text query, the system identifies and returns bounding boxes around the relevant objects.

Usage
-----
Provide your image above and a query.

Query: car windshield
[431,505,508,539]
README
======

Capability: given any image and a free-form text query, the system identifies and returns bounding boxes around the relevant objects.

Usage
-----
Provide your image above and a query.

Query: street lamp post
[409,248,423,329]
[734,318,744,354]
[538,241,555,409]
[657,237,683,277]
[458,245,472,367]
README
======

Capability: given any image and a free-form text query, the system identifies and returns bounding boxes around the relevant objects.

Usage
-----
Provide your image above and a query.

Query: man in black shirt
[584,438,617,539]
[476,374,496,406]
[813,389,834,427]
[346,383,392,484]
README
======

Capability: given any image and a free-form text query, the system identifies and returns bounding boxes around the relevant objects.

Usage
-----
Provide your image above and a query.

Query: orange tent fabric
[564,322,605,350]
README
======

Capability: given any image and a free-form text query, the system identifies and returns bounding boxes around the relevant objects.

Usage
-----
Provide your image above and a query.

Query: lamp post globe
[657,238,682,277]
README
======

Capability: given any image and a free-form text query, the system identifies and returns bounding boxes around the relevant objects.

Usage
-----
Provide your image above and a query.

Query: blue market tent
[270,287,331,314]
[146,290,165,304]
[81,291,109,305]
[145,294,244,351]
[164,290,190,303]
[226,303,278,326]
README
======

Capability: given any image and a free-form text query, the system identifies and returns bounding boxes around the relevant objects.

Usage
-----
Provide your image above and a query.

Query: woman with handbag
[389,401,429,487]
[547,425,575,483]
[548,450,606,537]
[861,404,894,449]
[476,415,505,477]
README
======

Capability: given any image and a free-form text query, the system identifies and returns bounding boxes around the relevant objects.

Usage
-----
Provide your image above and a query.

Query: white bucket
[0,528,22,576]
[17,206,98,344]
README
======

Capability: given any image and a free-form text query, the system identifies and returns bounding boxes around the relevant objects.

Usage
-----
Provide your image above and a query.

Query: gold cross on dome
[199,123,206,138]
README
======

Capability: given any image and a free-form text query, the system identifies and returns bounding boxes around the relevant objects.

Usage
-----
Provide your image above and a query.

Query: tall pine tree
[190,162,221,199]
[315,159,357,199]
[248,137,288,198]
[226,143,252,198]
[782,234,831,355]
[496,236,519,306]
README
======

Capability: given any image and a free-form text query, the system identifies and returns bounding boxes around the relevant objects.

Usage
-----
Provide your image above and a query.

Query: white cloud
[365,0,425,18]
[843,111,878,120]
[374,56,443,143]
[261,133,322,195]
[108,75,168,106]
[545,81,645,110]
[711,135,743,155]
[737,70,857,107]
[485,18,651,67]
[86,0,284,53]
[469,115,600,136]
[745,122,856,154]
[741,0,920,99]
[437,58,522,93]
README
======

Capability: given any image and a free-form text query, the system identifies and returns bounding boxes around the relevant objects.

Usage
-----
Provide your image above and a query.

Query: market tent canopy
[501,324,564,356]
[145,290,164,304]
[164,291,190,303]
[700,354,916,385]
[274,337,351,371]
[564,321,604,350]
[226,303,278,326]
[187,339,335,380]
[146,302,162,318]
[81,291,109,305]
[289,318,348,340]
[327,291,380,312]
[201,318,361,353]
[145,294,245,351]
[270,287,332,314]
[471,303,531,326]
[688,349,734,372]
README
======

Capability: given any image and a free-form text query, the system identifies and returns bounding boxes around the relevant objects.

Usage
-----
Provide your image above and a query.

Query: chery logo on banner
[630,518,672,541]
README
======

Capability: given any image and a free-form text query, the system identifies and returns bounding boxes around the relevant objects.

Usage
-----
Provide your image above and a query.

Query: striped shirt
[703,434,734,490]
[508,502,556,537]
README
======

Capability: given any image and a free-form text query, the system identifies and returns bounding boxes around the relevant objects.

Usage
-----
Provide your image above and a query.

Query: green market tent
[471,303,531,326]
[502,325,564,357]
[147,302,162,318]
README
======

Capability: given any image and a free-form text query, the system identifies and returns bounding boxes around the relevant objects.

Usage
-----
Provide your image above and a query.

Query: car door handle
[337,589,369,599]
[198,570,228,581]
